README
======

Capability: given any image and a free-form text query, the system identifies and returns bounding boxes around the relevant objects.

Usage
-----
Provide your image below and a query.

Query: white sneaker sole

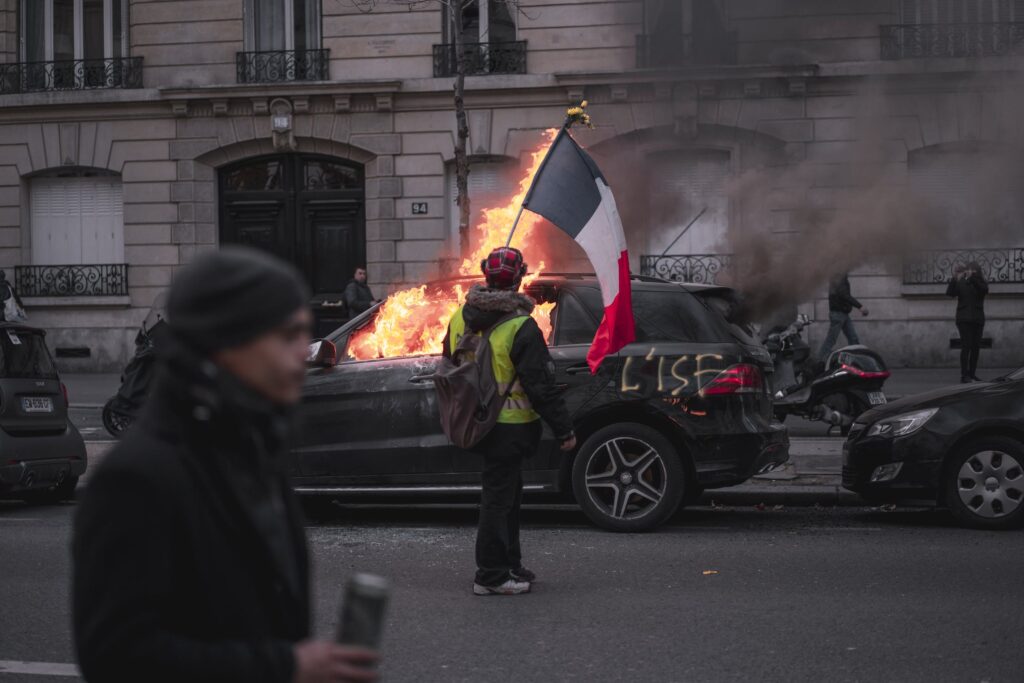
[473,583,531,596]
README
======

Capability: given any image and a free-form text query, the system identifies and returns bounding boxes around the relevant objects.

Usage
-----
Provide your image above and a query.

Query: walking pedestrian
[343,266,379,317]
[947,261,988,383]
[72,246,378,683]
[443,246,576,596]
[819,272,869,359]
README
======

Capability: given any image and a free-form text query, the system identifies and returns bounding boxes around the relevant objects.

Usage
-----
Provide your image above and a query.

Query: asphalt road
[2,500,1022,683]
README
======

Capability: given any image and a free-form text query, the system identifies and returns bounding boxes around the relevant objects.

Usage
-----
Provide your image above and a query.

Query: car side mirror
[306,339,338,368]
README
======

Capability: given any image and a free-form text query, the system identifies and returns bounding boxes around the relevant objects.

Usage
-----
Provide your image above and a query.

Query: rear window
[0,330,58,379]
[573,286,735,344]
[698,292,761,346]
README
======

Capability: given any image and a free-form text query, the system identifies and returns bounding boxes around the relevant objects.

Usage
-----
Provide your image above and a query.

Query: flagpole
[504,115,573,248]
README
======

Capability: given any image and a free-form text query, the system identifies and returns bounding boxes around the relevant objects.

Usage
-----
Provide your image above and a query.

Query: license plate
[22,397,53,413]
[868,391,887,406]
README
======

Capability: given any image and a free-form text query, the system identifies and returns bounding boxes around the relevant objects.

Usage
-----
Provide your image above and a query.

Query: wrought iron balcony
[15,264,129,298]
[432,41,527,77]
[236,49,330,84]
[903,248,1024,285]
[880,23,1024,59]
[635,32,737,68]
[0,57,143,95]
[640,254,733,285]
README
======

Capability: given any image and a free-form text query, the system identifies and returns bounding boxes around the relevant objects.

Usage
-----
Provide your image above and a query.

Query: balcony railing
[15,264,129,298]
[236,49,330,84]
[903,248,1024,285]
[640,254,733,285]
[636,32,738,68]
[432,41,527,77]
[0,57,143,95]
[880,23,1024,59]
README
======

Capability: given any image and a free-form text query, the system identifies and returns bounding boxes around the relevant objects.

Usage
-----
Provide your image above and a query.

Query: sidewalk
[63,373,120,408]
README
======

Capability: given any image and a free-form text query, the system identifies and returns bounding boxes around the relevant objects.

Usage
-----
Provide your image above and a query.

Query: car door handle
[554,383,570,393]
[565,364,590,375]
[409,374,434,384]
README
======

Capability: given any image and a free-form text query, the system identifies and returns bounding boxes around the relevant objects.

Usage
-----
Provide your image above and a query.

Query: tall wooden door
[219,154,365,335]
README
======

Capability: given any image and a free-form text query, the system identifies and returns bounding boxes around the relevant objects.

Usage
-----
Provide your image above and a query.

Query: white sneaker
[473,579,531,596]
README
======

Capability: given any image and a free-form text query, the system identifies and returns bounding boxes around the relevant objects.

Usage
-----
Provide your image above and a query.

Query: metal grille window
[4,0,139,92]
[883,1,1024,58]
[239,0,326,82]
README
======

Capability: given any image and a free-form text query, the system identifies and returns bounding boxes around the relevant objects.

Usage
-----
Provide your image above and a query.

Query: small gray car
[0,323,86,503]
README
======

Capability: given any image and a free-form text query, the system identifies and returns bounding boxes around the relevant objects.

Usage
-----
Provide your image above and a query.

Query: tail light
[703,364,763,396]
[840,363,891,380]
[60,382,69,407]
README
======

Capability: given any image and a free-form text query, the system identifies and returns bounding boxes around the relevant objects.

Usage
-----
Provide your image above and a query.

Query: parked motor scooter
[102,295,167,438]
[763,313,890,434]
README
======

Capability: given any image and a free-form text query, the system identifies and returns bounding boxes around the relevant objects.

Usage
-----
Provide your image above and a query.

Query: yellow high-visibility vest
[448,306,539,424]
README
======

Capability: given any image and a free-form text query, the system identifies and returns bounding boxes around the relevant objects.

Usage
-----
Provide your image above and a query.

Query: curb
[699,484,864,508]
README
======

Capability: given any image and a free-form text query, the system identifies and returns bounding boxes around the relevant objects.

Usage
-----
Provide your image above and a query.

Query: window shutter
[648,149,730,255]
[31,176,124,265]
[446,161,515,240]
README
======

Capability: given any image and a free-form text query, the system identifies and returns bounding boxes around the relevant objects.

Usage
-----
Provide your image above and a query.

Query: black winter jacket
[946,273,988,324]
[443,285,573,440]
[828,274,862,314]
[72,341,309,683]
[343,279,376,316]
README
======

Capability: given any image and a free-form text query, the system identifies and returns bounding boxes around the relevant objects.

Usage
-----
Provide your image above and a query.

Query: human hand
[859,307,869,317]
[293,640,378,683]
[559,434,577,451]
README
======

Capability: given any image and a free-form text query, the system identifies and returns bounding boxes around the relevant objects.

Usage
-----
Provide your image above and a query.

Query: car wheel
[21,475,78,505]
[945,436,1024,530]
[571,423,686,532]
[102,399,133,439]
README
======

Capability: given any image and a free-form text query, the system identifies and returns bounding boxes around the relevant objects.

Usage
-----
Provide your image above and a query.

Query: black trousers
[473,421,541,587]
[956,321,984,378]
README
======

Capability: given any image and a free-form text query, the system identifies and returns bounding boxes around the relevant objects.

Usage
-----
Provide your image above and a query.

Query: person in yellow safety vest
[442,246,577,596]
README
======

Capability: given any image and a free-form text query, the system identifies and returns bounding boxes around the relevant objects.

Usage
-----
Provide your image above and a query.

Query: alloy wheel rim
[957,450,1024,519]
[584,437,667,520]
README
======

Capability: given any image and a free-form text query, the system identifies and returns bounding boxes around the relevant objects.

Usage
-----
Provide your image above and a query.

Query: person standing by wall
[443,247,576,596]
[0,270,26,322]
[73,247,378,683]
[819,272,869,359]
[947,261,988,383]
[343,266,379,318]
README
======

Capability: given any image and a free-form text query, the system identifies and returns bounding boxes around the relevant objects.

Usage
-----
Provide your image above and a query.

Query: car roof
[425,272,733,294]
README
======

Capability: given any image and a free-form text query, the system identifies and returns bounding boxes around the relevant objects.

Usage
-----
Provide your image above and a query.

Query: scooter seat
[775,386,812,405]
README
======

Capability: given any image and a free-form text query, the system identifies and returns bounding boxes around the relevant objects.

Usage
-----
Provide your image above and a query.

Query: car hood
[858,381,997,423]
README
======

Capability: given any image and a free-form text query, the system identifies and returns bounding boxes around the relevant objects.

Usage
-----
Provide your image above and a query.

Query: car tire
[102,398,133,439]
[571,423,686,532]
[21,475,78,505]
[944,436,1024,530]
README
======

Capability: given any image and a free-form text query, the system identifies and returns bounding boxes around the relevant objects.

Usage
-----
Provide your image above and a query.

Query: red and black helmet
[481,246,528,290]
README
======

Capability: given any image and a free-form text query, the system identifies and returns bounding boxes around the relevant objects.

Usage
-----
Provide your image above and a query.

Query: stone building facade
[0,0,1020,371]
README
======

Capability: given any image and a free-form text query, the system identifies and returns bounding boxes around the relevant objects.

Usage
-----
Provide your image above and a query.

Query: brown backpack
[433,313,519,449]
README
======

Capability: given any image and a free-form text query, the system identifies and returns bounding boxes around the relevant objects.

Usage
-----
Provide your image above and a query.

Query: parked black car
[843,367,1024,529]
[0,323,86,503]
[292,275,788,532]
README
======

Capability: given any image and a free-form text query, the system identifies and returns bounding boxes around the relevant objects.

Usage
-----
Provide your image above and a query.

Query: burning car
[291,275,789,532]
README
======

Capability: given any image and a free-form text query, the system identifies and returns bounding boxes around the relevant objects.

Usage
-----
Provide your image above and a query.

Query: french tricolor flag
[522,128,635,372]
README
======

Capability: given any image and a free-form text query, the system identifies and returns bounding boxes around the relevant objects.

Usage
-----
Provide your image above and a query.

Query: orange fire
[348,129,560,360]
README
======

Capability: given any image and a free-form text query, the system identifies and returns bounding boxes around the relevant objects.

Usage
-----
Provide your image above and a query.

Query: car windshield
[0,329,58,379]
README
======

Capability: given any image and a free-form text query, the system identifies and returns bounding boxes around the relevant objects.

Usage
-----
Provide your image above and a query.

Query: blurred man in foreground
[73,246,377,683]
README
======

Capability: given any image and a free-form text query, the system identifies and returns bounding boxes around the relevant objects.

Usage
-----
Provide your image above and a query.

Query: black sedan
[293,275,788,532]
[843,367,1024,529]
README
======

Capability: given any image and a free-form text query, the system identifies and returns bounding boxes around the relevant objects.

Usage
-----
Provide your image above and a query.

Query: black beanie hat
[167,246,310,353]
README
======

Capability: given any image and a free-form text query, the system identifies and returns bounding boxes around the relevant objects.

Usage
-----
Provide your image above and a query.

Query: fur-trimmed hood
[462,285,535,332]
